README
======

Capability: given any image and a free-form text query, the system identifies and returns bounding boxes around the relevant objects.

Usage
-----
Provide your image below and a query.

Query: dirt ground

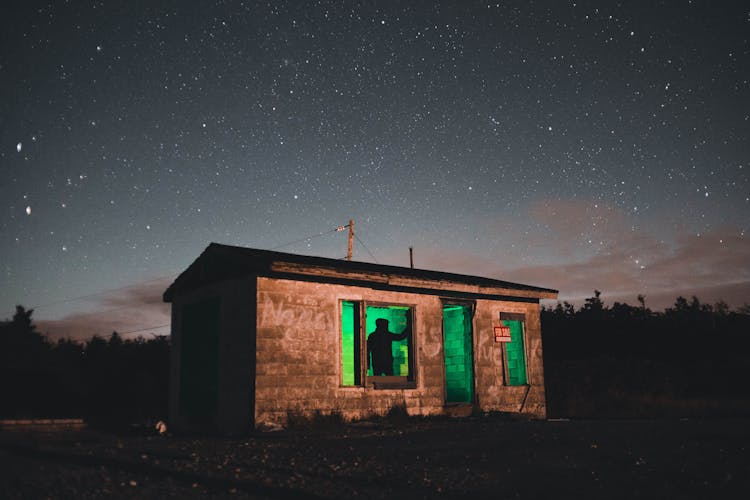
[1,414,749,499]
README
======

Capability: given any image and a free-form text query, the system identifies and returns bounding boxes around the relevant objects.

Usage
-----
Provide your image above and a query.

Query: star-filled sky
[2,1,749,339]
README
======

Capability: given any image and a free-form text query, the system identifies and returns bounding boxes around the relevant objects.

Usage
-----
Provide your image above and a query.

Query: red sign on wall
[494,326,511,343]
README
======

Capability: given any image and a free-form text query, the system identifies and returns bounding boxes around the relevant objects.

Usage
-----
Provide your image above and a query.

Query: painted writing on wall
[259,292,331,333]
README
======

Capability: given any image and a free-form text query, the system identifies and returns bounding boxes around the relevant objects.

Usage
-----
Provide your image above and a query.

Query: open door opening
[502,318,528,386]
[180,297,220,424]
[442,304,474,404]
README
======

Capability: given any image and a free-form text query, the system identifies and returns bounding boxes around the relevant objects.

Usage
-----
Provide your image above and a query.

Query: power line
[75,323,171,338]
[48,301,169,320]
[354,233,379,264]
[270,227,341,251]
[27,227,343,313]
[29,272,180,311]
[91,224,361,336]
[117,323,171,336]
[26,223,369,337]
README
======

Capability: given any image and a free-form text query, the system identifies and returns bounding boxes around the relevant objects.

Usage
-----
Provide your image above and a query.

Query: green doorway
[442,304,474,403]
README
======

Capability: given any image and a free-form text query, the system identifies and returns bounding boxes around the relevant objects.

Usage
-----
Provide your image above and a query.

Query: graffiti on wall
[259,292,331,335]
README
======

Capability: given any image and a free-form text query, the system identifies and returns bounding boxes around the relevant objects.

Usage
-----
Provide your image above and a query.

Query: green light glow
[503,319,527,385]
[443,305,473,403]
[443,305,463,312]
[341,301,356,386]
[365,305,410,377]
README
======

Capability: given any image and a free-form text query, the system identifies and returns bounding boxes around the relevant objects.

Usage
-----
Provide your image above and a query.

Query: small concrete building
[163,243,557,433]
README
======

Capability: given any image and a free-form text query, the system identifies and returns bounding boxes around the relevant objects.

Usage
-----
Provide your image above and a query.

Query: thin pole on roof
[409,246,414,268]
[347,219,354,261]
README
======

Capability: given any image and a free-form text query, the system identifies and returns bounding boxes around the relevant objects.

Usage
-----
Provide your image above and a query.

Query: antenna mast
[347,219,354,260]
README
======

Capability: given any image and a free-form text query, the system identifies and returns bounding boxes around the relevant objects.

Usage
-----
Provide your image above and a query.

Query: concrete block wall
[254,277,547,427]
[255,277,447,426]
[474,299,546,417]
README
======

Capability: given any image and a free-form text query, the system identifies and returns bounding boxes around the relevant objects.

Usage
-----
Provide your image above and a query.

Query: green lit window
[341,301,415,388]
[500,313,527,386]
[341,301,361,386]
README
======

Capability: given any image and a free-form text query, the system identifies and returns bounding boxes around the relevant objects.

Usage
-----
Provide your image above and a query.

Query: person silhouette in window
[367,317,410,376]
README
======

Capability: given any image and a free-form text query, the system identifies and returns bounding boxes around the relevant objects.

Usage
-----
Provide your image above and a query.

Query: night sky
[2,1,748,339]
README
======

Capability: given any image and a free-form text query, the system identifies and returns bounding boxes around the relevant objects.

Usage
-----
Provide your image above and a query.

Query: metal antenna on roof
[409,246,414,268]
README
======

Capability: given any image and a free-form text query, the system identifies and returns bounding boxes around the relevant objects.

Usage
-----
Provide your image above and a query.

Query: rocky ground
[1,414,749,499]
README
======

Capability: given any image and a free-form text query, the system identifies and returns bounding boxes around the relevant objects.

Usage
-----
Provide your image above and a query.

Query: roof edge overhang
[163,242,559,303]
[266,261,558,300]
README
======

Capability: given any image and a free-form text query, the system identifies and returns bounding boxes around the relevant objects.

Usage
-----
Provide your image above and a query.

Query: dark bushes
[0,306,169,424]
[542,293,750,417]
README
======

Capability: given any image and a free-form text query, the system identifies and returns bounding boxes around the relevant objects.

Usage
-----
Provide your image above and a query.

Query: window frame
[340,300,417,390]
[339,299,363,387]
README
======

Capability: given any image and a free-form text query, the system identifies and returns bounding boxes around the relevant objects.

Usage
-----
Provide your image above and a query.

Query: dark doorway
[179,297,220,420]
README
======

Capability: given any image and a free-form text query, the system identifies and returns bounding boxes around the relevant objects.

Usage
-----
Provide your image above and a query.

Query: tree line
[2,292,749,422]
[541,291,750,417]
[0,306,168,426]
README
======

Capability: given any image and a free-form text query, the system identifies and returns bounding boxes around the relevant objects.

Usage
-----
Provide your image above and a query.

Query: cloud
[511,207,750,308]
[32,198,750,341]
[418,198,750,310]
[36,278,173,341]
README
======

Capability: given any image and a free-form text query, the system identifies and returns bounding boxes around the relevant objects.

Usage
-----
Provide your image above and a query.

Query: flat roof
[163,243,558,302]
